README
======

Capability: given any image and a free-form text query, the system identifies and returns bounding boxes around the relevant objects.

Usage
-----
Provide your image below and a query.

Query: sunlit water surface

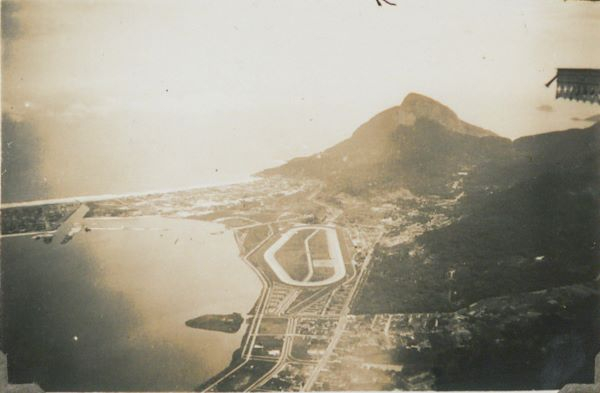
[2,216,261,391]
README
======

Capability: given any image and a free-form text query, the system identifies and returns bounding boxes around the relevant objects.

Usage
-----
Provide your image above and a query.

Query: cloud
[536,104,554,113]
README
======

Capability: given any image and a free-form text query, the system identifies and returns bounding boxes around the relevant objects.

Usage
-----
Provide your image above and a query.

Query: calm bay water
[1,216,261,391]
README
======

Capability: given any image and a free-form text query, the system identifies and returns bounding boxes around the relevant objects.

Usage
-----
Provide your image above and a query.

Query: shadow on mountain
[262,93,600,390]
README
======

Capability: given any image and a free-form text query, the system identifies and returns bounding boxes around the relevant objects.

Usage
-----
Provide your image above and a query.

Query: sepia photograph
[1,1,599,392]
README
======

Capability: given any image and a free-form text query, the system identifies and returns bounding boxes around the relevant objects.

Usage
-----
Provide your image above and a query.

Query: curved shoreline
[198,224,274,391]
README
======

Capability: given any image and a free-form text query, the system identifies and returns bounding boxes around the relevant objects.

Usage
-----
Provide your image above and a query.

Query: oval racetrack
[263,225,346,287]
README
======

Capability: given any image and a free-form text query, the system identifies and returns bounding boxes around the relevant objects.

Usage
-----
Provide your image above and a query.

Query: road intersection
[202,193,383,392]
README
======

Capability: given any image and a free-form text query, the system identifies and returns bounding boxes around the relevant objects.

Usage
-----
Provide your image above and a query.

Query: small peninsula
[185,312,244,333]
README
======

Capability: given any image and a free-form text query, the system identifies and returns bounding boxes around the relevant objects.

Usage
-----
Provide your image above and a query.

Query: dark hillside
[355,124,600,314]
[260,93,600,390]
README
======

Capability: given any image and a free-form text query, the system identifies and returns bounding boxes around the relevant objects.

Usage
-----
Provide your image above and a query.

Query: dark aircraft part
[546,68,600,105]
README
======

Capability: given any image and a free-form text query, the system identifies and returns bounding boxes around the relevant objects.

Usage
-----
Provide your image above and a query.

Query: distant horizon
[3,100,599,206]
[0,173,259,208]
[2,0,599,204]
[3,92,600,205]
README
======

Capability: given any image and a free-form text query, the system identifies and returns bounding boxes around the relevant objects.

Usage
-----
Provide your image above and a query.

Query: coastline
[1,176,258,209]
[196,221,273,391]
[2,215,260,391]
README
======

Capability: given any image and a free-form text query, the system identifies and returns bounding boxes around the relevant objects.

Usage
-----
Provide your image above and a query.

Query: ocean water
[1,216,261,391]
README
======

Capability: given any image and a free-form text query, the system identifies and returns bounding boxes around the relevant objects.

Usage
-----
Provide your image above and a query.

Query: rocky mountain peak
[400,93,458,122]
[391,92,497,138]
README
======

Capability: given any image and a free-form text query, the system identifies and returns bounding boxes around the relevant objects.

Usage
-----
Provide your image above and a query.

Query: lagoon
[2,216,261,391]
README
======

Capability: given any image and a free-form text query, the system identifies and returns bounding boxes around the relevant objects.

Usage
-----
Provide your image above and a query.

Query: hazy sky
[2,0,600,202]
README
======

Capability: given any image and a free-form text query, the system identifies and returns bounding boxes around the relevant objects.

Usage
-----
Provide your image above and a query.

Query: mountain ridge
[259,93,511,195]
[260,93,599,198]
[369,93,498,138]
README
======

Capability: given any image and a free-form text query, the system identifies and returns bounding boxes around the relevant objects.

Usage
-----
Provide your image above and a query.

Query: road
[302,230,319,282]
[244,318,297,392]
[263,225,346,287]
[201,224,275,392]
[301,230,383,391]
[202,188,383,392]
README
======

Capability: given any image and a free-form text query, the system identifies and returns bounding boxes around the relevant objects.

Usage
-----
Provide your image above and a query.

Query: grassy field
[290,337,312,360]
[286,287,326,312]
[240,225,270,254]
[253,336,285,357]
[247,211,280,223]
[220,217,255,228]
[274,229,313,281]
[308,229,330,260]
[291,337,329,361]
[258,317,289,335]
[310,266,335,282]
[337,227,355,273]
[248,226,281,283]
